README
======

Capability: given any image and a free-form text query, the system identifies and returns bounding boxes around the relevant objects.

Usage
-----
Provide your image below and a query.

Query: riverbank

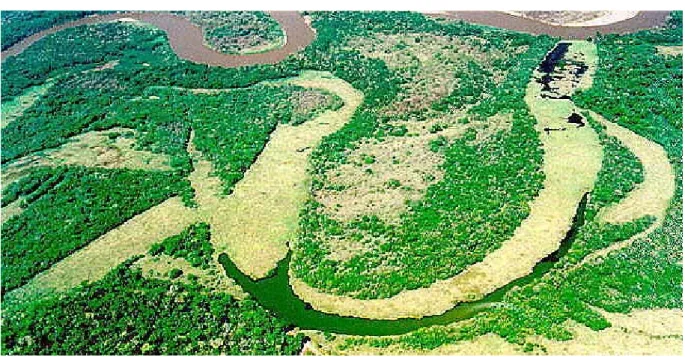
[1,11,314,67]
[433,11,670,39]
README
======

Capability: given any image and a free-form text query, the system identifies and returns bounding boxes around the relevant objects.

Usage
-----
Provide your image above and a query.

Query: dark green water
[219,193,588,336]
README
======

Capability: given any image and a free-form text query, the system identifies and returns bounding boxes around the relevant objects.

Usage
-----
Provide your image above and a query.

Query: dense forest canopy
[0,10,682,356]
[1,11,97,50]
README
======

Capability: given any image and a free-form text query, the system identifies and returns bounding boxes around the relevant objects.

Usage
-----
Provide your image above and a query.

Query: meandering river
[218,193,587,335]
[1,11,314,66]
[2,11,668,335]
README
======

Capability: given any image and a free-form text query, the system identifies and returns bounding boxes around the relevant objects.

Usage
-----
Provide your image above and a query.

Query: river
[218,193,588,336]
[0,11,314,66]
[1,12,645,336]
[434,11,670,39]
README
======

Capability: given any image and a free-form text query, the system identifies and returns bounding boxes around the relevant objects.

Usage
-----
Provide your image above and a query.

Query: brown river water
[436,11,670,39]
[0,11,315,66]
[2,11,669,64]
[0,10,670,334]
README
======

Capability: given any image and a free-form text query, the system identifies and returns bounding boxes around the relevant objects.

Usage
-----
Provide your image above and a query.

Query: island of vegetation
[1,9,682,356]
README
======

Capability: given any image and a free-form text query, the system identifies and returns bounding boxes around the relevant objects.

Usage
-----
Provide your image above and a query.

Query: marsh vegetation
[0,9,681,356]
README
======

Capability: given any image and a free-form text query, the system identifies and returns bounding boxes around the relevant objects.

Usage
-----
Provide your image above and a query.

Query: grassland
[324,11,681,354]
[0,9,681,356]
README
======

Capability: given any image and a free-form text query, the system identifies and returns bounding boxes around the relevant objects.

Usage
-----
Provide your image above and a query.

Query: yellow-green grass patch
[593,113,674,224]
[656,45,683,57]
[1,81,54,130]
[1,128,173,188]
[526,309,682,355]
[3,197,198,305]
[314,134,446,223]
[1,200,24,225]
[2,72,357,304]
[306,308,681,355]
[288,41,603,320]
[190,71,363,279]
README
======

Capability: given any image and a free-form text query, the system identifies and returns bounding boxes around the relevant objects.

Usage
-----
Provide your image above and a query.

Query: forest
[174,11,285,54]
[1,257,305,355]
[0,9,681,356]
[290,11,555,299]
[148,222,215,269]
[0,11,97,50]
[341,10,683,351]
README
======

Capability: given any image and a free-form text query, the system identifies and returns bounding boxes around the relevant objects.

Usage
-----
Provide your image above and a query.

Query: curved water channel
[0,11,315,66]
[212,41,596,335]
[219,193,588,336]
[3,13,641,336]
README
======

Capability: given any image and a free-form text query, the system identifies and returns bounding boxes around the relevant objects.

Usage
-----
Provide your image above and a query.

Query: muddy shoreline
[0,11,315,67]
[434,11,671,39]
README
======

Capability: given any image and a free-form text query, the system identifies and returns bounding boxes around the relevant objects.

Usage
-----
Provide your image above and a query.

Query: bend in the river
[1,11,315,66]
[3,11,672,336]
[286,40,603,320]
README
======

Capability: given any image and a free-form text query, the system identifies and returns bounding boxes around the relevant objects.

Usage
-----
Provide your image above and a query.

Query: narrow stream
[218,193,588,336]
